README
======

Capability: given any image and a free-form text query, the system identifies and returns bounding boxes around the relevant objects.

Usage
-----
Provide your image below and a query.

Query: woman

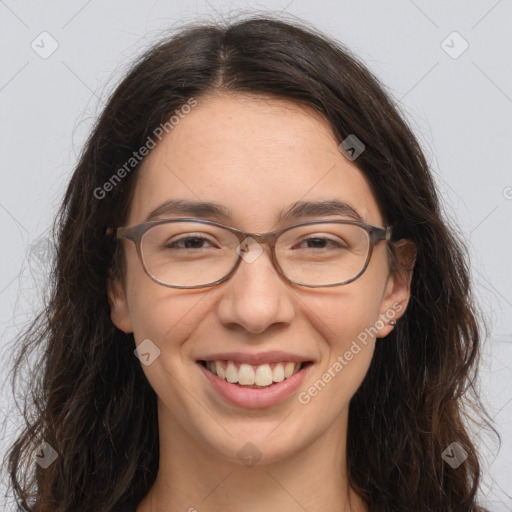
[6,14,493,512]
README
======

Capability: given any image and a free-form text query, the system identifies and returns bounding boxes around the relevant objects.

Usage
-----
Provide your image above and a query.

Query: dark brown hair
[5,14,495,512]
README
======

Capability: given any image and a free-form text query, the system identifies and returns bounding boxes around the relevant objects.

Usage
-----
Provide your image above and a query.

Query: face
[108,92,412,467]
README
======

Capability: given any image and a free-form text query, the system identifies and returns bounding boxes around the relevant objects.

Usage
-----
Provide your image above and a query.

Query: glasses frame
[114,217,393,289]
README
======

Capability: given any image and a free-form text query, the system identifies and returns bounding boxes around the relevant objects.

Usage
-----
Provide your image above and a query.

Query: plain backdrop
[0,1,511,510]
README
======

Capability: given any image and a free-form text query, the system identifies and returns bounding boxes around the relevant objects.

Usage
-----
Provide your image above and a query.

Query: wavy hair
[5,14,495,512]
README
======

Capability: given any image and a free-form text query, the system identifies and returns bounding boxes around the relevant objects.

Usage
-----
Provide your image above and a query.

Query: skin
[108,92,415,512]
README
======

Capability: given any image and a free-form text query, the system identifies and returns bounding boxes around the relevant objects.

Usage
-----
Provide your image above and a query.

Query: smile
[200,360,304,388]
[197,359,314,408]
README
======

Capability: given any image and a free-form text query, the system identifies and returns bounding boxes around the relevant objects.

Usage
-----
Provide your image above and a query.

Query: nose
[215,241,296,334]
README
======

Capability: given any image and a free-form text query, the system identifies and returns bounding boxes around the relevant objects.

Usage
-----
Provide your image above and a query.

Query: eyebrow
[144,198,364,223]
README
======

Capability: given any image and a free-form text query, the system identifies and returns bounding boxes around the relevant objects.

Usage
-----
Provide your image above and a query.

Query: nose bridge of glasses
[234,231,277,263]
[221,222,279,253]
[240,230,278,248]
[221,228,283,286]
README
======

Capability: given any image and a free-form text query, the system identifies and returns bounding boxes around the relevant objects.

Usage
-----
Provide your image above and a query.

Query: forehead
[127,93,383,229]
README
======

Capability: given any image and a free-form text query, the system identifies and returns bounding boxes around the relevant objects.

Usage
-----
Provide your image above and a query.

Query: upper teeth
[205,361,302,386]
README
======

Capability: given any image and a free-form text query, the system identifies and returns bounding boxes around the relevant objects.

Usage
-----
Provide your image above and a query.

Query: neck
[136,400,368,512]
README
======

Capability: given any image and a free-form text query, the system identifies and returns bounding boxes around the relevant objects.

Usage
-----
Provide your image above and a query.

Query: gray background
[0,0,511,510]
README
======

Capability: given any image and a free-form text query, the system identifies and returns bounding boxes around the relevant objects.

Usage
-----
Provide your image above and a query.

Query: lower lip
[197,361,313,409]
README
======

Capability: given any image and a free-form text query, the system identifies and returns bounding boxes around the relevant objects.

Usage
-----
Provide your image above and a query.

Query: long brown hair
[5,14,495,511]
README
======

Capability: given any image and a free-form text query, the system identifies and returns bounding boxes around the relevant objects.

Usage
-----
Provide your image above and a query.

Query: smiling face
[108,92,411,468]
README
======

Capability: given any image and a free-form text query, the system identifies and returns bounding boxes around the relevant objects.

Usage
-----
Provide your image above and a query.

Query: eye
[165,234,219,250]
[293,235,348,250]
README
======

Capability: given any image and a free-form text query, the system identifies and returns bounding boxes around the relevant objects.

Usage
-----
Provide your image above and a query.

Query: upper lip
[197,351,313,365]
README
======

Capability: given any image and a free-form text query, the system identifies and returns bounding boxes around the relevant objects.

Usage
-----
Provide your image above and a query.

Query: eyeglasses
[114,218,392,289]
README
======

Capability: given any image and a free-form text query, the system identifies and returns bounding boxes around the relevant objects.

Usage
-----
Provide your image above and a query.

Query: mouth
[197,358,314,408]
[197,359,314,389]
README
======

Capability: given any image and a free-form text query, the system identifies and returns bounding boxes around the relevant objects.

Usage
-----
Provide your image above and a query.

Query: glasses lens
[141,221,240,287]
[276,222,370,286]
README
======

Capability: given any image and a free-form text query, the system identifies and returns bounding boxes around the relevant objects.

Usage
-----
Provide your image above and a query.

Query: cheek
[122,249,206,350]
[121,245,190,337]
[310,290,382,364]
[296,299,376,417]
[126,284,210,404]
[305,262,388,346]
[129,286,205,343]
[297,274,388,407]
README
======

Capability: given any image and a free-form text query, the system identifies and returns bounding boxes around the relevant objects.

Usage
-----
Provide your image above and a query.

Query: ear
[107,275,133,334]
[376,239,417,338]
